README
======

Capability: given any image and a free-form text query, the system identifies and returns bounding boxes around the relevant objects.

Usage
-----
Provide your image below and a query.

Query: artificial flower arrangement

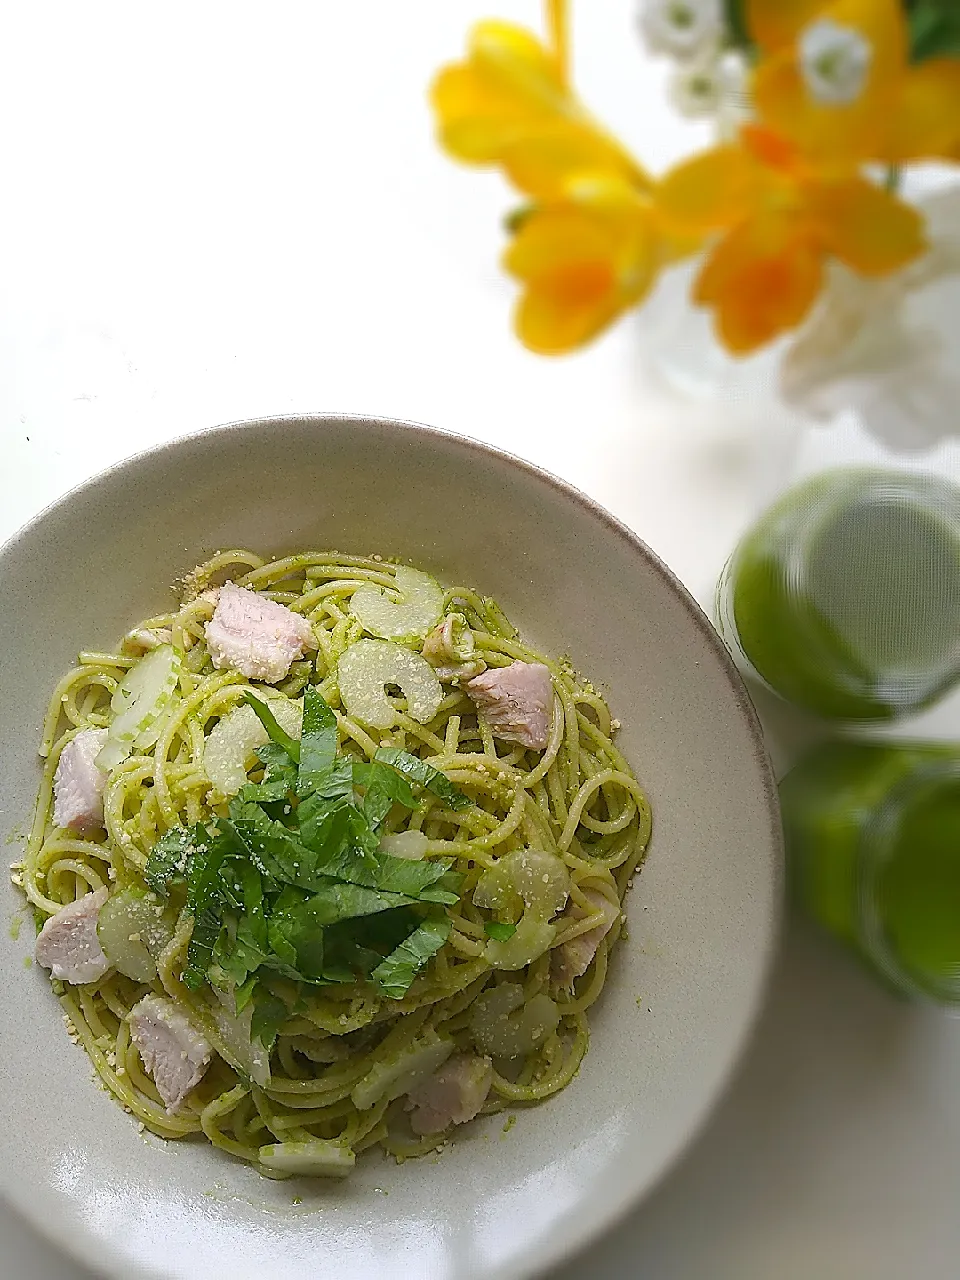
[431,0,960,361]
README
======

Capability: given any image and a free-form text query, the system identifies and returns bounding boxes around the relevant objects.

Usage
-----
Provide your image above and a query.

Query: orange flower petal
[809,178,927,275]
[505,200,657,282]
[514,269,619,354]
[695,214,823,354]
[503,207,615,283]
[740,124,801,172]
[693,215,784,305]
[746,0,824,52]
[658,146,763,233]
[886,60,960,162]
[505,203,659,352]
[752,0,906,164]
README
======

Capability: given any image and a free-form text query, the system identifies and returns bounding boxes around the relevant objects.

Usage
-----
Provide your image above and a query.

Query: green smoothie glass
[716,468,960,720]
[782,741,960,1004]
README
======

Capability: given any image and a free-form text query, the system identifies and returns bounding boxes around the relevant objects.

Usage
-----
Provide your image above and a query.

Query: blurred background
[2,2,959,1276]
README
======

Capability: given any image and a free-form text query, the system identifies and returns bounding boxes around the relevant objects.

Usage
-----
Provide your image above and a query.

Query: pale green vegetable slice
[338,640,443,729]
[210,989,271,1087]
[422,612,475,666]
[350,566,444,642]
[350,1030,453,1110]
[96,645,182,771]
[203,693,303,796]
[474,850,568,968]
[97,886,177,982]
[473,849,570,921]
[471,983,560,1058]
[378,830,430,860]
[484,915,556,970]
[258,1140,355,1177]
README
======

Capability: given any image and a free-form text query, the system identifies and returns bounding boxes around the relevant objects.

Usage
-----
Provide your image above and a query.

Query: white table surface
[3,3,960,1277]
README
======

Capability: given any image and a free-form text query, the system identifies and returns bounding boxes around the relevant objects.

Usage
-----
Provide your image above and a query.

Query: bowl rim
[0,411,783,1280]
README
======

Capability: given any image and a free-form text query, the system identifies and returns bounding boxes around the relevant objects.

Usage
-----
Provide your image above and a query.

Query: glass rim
[857,757,960,1007]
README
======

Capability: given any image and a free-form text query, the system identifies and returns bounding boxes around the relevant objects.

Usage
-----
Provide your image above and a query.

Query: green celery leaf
[313,840,462,904]
[354,760,418,830]
[218,815,286,883]
[297,686,339,795]
[235,974,257,1013]
[308,757,357,803]
[145,824,206,898]
[213,929,250,988]
[321,909,420,982]
[484,920,518,942]
[183,904,223,990]
[234,912,273,971]
[293,880,416,927]
[366,854,462,904]
[182,830,236,989]
[374,747,470,811]
[239,777,294,804]
[239,862,268,951]
[257,741,299,786]
[260,887,420,985]
[371,916,452,999]
[297,795,355,868]
[250,987,290,1050]
[239,741,297,803]
[215,858,272,988]
[243,692,301,764]
[228,801,318,886]
[268,913,301,971]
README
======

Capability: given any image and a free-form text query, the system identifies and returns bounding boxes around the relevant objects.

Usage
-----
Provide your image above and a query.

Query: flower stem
[546,0,569,83]
[885,164,903,193]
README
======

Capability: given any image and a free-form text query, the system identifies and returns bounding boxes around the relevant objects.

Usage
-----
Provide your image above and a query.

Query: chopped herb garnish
[153,689,466,1007]
[371,917,452,999]
[297,685,339,794]
[242,691,301,763]
[145,824,207,898]
[374,747,470,810]
[250,989,290,1050]
[483,920,518,942]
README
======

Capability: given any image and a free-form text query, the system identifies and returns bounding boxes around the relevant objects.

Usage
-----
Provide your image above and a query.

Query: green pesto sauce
[782,742,960,998]
[727,470,960,720]
[878,780,960,989]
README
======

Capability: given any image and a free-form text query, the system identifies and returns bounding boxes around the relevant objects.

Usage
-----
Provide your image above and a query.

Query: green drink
[782,741,960,1003]
[716,468,960,720]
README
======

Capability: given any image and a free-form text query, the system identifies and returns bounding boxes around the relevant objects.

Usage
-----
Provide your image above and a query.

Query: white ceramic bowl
[0,416,781,1280]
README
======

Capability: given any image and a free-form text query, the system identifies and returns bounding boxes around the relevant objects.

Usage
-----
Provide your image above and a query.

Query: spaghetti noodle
[18,551,651,1175]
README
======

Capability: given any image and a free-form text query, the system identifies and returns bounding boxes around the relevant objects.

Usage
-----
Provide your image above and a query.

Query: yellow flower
[432,15,683,353]
[747,0,960,164]
[431,19,651,199]
[659,124,926,353]
[502,175,665,354]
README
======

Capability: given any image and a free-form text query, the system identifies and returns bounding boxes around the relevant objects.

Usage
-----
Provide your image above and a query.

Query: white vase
[780,186,960,453]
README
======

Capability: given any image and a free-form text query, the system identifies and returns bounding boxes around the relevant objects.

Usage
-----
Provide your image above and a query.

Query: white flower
[781,187,960,451]
[638,0,725,61]
[669,47,750,127]
[668,52,723,117]
[799,18,873,105]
